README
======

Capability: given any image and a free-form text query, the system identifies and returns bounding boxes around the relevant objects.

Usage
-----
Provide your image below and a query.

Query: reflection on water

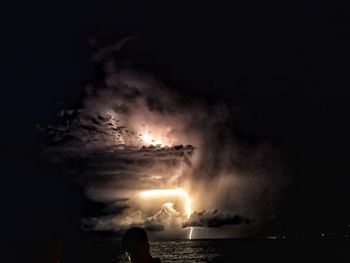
[30,237,347,263]
[113,239,350,263]
[116,240,221,263]
[9,238,350,263]
[151,240,221,263]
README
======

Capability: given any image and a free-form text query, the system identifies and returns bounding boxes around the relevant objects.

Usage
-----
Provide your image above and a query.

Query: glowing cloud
[139,188,193,239]
[139,188,192,218]
[140,131,164,146]
[138,126,174,147]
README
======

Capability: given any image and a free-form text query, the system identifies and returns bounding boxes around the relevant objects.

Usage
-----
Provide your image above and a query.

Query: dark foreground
[4,238,350,263]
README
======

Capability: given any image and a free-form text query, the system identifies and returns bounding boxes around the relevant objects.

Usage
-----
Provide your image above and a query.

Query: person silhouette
[121,227,161,263]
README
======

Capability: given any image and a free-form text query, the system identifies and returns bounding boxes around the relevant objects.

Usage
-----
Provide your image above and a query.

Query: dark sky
[2,1,350,239]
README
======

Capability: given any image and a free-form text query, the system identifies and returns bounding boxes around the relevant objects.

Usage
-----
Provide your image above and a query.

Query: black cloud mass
[183,210,250,228]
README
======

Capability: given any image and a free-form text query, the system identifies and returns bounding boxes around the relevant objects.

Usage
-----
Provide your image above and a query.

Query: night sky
[2,1,350,242]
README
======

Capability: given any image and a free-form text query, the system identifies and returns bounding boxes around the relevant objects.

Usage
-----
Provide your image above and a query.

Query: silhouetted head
[122,227,151,261]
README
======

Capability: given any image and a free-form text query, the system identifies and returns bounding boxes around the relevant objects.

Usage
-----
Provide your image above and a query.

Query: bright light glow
[139,188,191,218]
[139,188,193,239]
[140,129,164,146]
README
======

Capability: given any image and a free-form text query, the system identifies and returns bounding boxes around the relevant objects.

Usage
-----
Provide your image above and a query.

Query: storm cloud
[183,210,250,228]
[42,38,289,238]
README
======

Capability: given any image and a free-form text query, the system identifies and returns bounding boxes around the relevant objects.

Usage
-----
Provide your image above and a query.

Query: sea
[7,237,350,263]
[61,237,350,263]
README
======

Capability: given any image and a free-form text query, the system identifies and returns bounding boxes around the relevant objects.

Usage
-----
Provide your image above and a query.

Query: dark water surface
[64,238,350,263]
[6,238,350,262]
